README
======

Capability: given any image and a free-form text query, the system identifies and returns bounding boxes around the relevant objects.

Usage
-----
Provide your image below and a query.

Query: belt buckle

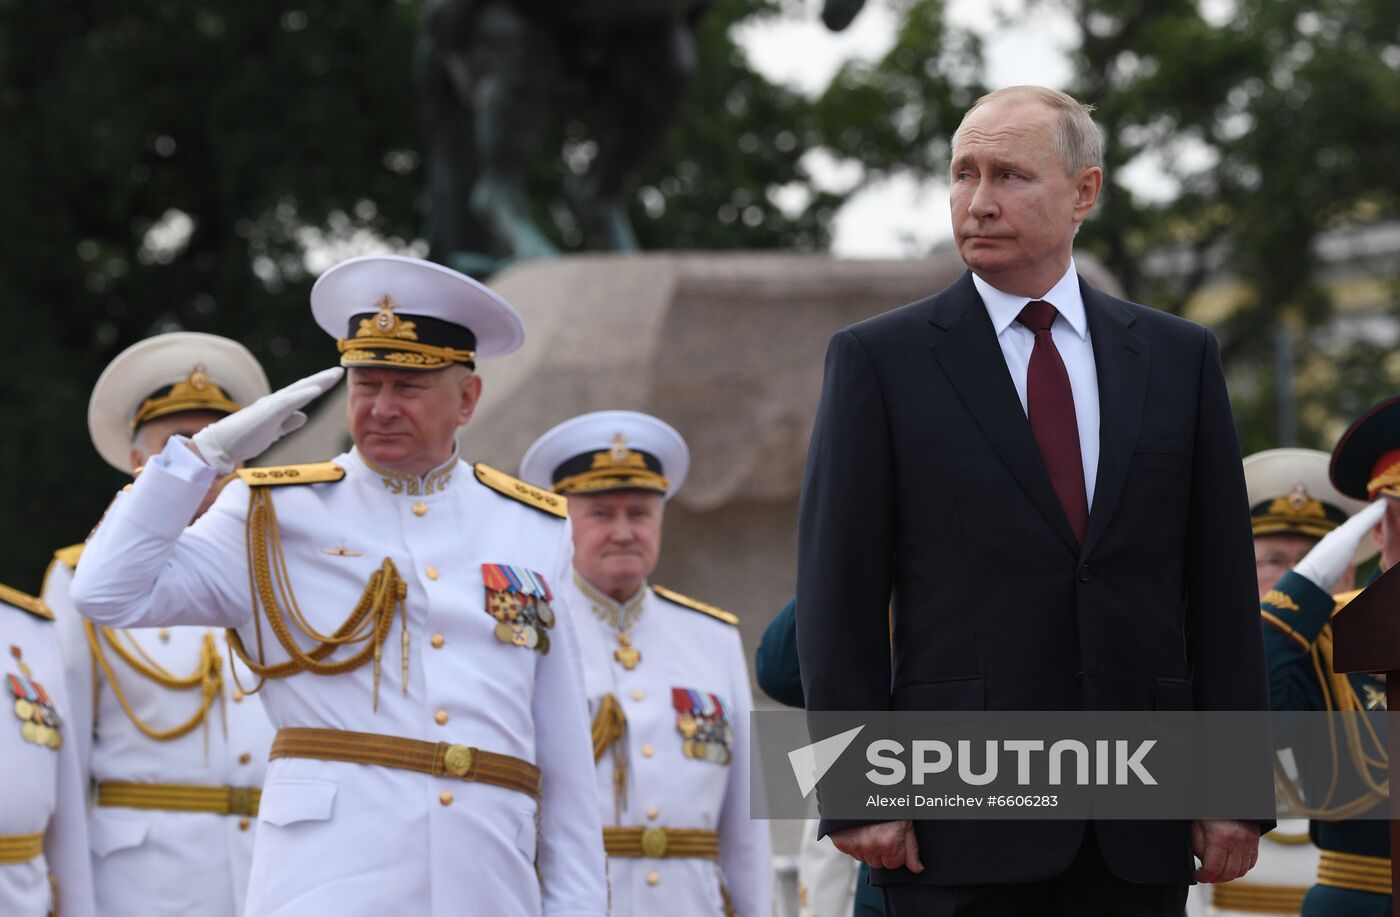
[640,826,668,858]
[444,744,475,778]
[228,787,258,817]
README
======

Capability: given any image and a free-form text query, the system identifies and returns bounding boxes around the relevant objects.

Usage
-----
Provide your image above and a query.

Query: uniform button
[1078,565,1091,582]
[641,743,654,758]
[630,688,646,701]
[646,806,659,821]
[426,566,440,581]
[238,818,250,831]
[646,871,660,886]
[439,791,453,807]
[238,752,251,765]
[431,633,445,649]
[412,501,428,517]
[435,709,449,725]
[232,690,244,703]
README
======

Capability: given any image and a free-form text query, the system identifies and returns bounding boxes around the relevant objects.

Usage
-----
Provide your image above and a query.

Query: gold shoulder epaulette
[652,585,739,626]
[0,583,53,621]
[474,464,567,518]
[237,462,345,487]
[53,543,84,570]
[1332,588,1365,616]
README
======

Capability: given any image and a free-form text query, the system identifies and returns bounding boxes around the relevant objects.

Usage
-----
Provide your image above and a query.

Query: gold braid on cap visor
[1368,460,1400,498]
[337,338,475,370]
[132,368,241,428]
[552,448,668,495]
[1251,489,1341,540]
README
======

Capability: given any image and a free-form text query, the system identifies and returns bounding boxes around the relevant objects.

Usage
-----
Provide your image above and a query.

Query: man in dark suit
[795,85,1270,915]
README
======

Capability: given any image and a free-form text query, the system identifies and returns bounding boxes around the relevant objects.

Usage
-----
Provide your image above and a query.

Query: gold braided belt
[0,832,43,864]
[97,782,261,817]
[1317,849,1391,896]
[270,727,542,798]
[1210,880,1308,913]
[602,826,719,859]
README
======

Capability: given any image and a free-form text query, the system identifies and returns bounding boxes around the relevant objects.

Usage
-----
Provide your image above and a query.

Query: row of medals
[488,591,555,652]
[677,713,732,765]
[13,695,63,749]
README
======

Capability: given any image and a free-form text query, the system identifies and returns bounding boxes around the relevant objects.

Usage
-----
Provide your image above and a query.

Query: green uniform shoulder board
[652,585,739,626]
[53,543,84,570]
[236,462,345,487]
[0,583,53,621]
[474,463,567,518]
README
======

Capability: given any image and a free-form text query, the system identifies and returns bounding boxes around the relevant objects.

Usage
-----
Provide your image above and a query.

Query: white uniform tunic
[45,555,275,917]
[567,574,772,916]
[69,440,607,917]
[0,595,97,917]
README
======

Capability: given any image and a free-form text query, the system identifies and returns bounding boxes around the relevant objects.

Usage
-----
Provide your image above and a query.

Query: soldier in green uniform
[1259,396,1400,916]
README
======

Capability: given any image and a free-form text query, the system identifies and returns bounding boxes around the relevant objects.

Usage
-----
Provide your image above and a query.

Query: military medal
[671,687,732,765]
[482,564,557,655]
[7,646,62,749]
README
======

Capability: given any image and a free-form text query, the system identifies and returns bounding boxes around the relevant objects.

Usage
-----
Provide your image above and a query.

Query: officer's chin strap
[227,487,409,712]
[591,693,629,823]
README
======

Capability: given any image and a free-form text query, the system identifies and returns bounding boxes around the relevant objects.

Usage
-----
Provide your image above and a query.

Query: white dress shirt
[973,259,1101,507]
[70,439,607,917]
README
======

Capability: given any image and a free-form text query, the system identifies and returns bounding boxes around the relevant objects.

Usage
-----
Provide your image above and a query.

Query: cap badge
[358,295,419,342]
[1267,485,1325,521]
[610,433,629,464]
[188,365,210,391]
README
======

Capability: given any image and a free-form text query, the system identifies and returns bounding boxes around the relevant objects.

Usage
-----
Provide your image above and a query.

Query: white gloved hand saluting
[1291,499,1386,594]
[190,367,344,474]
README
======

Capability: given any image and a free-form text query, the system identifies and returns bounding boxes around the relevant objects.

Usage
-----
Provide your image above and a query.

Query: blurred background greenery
[0,0,1396,589]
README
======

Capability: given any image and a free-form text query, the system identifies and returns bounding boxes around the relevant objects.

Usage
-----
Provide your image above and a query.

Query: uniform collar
[973,258,1087,340]
[349,447,461,496]
[573,571,647,631]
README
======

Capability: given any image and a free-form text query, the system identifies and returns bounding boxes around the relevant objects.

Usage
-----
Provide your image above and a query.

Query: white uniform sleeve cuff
[151,435,220,484]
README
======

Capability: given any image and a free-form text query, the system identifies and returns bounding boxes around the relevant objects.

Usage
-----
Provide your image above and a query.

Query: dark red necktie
[1016,300,1088,544]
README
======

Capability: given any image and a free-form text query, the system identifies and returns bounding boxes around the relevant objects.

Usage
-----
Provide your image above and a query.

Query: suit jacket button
[1078,565,1091,582]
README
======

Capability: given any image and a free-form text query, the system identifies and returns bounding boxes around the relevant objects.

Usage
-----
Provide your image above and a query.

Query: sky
[732,0,1096,257]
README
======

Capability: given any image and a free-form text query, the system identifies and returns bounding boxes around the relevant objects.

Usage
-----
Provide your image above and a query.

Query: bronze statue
[417,0,867,272]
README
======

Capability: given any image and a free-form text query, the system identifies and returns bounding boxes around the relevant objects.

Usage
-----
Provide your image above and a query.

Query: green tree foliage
[1049,0,1400,447]
[0,0,920,589]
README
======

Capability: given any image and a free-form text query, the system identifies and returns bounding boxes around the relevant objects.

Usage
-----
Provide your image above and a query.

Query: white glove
[1291,499,1386,593]
[191,367,344,474]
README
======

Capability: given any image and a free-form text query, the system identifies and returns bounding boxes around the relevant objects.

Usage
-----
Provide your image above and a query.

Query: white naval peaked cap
[311,254,525,369]
[88,331,270,472]
[1243,447,1376,565]
[519,410,690,501]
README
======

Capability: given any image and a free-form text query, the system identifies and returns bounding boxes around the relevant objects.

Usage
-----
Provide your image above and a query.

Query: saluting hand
[1292,499,1386,593]
[190,366,344,474]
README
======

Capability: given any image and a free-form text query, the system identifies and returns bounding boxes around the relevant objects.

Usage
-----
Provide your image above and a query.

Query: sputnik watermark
[864,739,1157,786]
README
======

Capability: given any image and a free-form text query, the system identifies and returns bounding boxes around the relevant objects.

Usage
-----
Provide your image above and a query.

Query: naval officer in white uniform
[70,255,607,916]
[45,332,278,917]
[1,583,96,917]
[520,410,773,917]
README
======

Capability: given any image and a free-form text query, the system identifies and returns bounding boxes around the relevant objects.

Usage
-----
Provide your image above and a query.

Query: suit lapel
[928,272,1080,554]
[1080,279,1149,558]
